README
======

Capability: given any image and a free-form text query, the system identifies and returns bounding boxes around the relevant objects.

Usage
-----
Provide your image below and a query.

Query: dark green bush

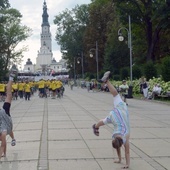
[132,65,142,79]
[143,61,157,80]
[161,56,170,82]
[120,67,129,80]
[113,74,120,81]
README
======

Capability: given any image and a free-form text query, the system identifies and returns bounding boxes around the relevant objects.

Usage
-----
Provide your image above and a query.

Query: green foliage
[114,0,170,62]
[0,8,31,74]
[53,4,89,76]
[0,0,10,9]
[89,73,95,80]
[132,65,142,79]
[84,0,115,73]
[52,0,170,80]
[161,56,170,82]
[143,61,157,80]
[113,75,120,81]
[120,67,129,80]
[104,23,130,74]
[0,58,7,81]
[111,77,170,96]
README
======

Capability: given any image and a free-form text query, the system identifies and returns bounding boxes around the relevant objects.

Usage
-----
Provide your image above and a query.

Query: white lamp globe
[118,35,124,41]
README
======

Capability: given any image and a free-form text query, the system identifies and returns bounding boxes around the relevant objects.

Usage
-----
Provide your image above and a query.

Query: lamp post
[89,41,99,80]
[77,52,84,79]
[118,15,133,85]
[118,15,133,98]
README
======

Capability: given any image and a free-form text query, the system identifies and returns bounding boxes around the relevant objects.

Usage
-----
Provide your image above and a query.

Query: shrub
[120,67,129,80]
[143,61,157,80]
[132,65,142,79]
[161,56,170,82]
[113,75,120,81]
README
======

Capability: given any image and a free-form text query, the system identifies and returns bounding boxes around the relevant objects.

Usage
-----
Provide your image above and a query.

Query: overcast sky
[9,0,91,69]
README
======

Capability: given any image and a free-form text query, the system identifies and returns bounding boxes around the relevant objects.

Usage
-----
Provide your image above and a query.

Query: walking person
[141,77,149,99]
[24,80,31,101]
[0,65,17,159]
[92,71,130,169]
[18,80,25,99]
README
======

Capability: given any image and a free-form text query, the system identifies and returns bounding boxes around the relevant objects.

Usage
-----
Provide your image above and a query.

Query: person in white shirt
[119,80,129,105]
[152,84,162,99]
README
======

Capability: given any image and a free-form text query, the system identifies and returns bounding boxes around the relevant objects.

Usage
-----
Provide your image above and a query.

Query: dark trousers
[25,92,30,100]
[18,90,23,98]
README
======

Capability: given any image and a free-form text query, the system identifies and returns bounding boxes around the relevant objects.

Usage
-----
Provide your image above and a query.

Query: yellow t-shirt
[18,82,25,91]
[12,83,18,90]
[24,84,31,92]
[0,84,5,92]
[51,81,57,90]
[56,81,63,89]
[38,80,45,88]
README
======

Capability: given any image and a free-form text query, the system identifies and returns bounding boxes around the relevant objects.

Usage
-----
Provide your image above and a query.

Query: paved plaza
[0,86,170,170]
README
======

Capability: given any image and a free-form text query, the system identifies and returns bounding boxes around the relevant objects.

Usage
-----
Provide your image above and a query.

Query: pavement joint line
[1,87,170,169]
[61,99,104,170]
[130,143,167,170]
[59,93,168,168]
[38,99,48,170]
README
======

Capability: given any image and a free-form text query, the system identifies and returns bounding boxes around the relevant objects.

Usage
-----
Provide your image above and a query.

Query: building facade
[23,1,68,77]
[36,0,53,70]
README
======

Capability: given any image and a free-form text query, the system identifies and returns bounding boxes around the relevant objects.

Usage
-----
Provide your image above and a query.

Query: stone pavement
[0,86,170,170]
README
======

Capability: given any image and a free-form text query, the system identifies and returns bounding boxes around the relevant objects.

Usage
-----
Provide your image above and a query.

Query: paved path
[0,86,170,170]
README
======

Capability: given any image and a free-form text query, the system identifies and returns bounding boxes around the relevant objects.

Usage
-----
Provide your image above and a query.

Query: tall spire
[42,0,49,26]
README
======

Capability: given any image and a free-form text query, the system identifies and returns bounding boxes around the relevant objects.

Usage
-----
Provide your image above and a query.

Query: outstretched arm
[95,120,105,129]
[5,80,13,104]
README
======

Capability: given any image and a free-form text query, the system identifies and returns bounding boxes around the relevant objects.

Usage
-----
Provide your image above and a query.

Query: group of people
[0,67,64,160]
[37,78,64,99]
[0,80,35,101]
[140,78,162,99]
[0,69,130,168]
[0,78,65,102]
[4,69,165,168]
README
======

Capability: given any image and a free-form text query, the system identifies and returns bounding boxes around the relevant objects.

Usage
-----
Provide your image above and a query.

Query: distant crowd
[0,78,67,101]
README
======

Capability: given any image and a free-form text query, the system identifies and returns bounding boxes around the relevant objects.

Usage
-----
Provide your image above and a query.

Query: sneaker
[9,64,18,78]
[98,71,110,83]
[11,139,16,146]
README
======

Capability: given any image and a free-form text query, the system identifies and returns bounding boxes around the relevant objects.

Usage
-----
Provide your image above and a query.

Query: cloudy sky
[9,0,91,69]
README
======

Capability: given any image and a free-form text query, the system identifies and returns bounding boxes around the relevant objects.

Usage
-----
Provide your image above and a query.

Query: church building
[23,0,67,75]
[36,0,52,70]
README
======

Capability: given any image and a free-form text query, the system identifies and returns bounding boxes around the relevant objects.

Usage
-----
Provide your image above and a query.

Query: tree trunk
[147,27,162,62]
[145,16,153,61]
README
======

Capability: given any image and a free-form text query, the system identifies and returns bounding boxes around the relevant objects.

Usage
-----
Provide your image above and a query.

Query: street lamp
[118,15,133,85]
[89,41,99,80]
[77,52,84,79]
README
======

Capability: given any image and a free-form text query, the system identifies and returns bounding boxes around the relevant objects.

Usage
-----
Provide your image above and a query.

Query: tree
[53,4,89,76]
[104,24,129,75]
[0,8,31,78]
[0,0,10,10]
[114,0,170,63]
[143,61,157,80]
[161,56,170,82]
[84,0,115,75]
